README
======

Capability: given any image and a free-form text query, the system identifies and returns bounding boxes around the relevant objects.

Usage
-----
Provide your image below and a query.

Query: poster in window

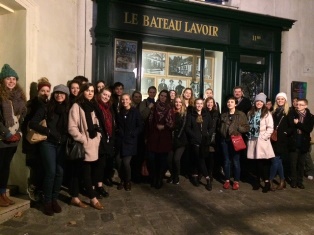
[291,81,307,99]
[142,50,166,75]
[168,54,193,77]
[196,57,214,80]
[114,39,137,72]
[141,77,156,95]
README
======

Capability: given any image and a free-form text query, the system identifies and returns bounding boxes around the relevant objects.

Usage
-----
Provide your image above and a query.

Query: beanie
[37,77,51,91]
[275,92,287,101]
[254,93,267,104]
[53,84,70,96]
[0,64,19,80]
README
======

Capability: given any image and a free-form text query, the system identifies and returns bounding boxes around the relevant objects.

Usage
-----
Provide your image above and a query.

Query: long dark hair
[76,83,96,105]
[248,103,268,119]
[46,91,69,119]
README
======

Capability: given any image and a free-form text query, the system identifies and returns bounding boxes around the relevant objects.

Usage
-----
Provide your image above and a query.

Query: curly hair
[0,79,26,102]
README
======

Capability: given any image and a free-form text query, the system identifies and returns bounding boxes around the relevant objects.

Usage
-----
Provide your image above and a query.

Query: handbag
[271,116,284,142]
[66,107,85,161]
[231,135,246,151]
[26,119,47,144]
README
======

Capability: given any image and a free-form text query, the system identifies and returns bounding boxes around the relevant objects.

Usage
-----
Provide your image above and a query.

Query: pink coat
[68,103,101,162]
[247,112,275,159]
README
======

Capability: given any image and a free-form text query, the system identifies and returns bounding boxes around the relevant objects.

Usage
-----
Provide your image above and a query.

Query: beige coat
[247,112,275,159]
[68,103,101,162]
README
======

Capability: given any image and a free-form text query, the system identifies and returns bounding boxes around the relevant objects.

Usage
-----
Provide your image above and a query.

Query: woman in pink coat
[246,93,275,193]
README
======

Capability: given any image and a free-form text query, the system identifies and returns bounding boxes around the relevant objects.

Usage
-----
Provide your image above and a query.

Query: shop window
[240,55,265,65]
[240,71,264,102]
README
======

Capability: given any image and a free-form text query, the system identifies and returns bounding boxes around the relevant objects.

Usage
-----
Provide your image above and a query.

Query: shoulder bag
[26,119,47,144]
[231,135,246,151]
[270,116,284,142]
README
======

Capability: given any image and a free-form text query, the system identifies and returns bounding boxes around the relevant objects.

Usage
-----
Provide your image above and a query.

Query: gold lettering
[163,18,169,29]
[202,25,209,35]
[131,13,138,25]
[124,12,132,24]
[150,16,157,28]
[156,17,163,29]
[184,22,192,33]
[175,20,182,31]
[143,15,149,27]
[212,26,218,36]
[190,23,197,34]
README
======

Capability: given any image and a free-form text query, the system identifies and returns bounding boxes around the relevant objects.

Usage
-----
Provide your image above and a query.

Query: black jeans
[290,149,306,184]
[190,144,209,178]
[0,147,17,193]
[168,146,185,180]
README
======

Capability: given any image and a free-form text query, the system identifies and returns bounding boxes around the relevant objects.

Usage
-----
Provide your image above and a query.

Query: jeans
[304,151,314,176]
[168,146,185,179]
[221,139,240,181]
[40,141,65,203]
[290,149,306,184]
[270,156,285,180]
[116,155,132,182]
[0,147,17,193]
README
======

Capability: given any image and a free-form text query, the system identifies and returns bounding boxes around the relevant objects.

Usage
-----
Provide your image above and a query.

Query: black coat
[172,112,188,149]
[186,109,214,146]
[236,97,252,115]
[116,107,142,157]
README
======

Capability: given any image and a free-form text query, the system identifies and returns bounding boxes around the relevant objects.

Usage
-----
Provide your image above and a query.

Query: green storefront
[94,0,295,103]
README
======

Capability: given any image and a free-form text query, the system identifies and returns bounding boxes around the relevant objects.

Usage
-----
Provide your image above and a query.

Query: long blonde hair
[273,98,290,115]
[174,96,186,117]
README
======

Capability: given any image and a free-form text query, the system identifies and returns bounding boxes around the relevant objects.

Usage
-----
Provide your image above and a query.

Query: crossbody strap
[275,115,284,130]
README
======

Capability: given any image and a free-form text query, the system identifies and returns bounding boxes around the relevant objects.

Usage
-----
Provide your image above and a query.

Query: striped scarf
[297,110,306,134]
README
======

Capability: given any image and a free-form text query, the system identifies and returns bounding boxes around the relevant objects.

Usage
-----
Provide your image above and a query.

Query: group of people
[0,63,313,217]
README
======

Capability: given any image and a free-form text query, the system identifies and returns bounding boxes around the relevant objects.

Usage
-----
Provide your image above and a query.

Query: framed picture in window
[168,54,193,77]
[141,77,156,95]
[196,57,214,80]
[156,78,187,95]
[142,50,166,75]
[114,39,137,72]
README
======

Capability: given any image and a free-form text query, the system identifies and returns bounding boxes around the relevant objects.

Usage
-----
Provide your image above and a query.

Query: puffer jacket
[220,109,249,139]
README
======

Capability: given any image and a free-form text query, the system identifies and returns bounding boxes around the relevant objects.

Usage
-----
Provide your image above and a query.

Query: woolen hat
[0,64,19,80]
[275,92,287,101]
[254,92,267,104]
[53,84,70,96]
[37,77,51,91]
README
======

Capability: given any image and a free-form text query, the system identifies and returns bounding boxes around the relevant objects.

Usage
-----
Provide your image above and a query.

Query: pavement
[1,175,314,235]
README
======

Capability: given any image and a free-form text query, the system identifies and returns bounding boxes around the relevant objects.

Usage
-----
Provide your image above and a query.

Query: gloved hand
[5,133,20,142]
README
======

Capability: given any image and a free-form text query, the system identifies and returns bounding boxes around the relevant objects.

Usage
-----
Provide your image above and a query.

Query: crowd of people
[0,63,314,216]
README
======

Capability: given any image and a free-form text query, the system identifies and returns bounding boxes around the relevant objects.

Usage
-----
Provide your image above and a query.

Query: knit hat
[275,92,287,101]
[0,64,19,80]
[254,93,267,104]
[53,84,70,96]
[37,77,51,91]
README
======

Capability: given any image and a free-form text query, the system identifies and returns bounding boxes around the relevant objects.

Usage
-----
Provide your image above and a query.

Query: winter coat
[290,108,314,153]
[139,99,153,121]
[247,112,275,159]
[220,110,249,139]
[271,108,294,155]
[68,103,101,162]
[116,107,142,157]
[236,97,252,115]
[172,111,188,149]
[186,109,214,146]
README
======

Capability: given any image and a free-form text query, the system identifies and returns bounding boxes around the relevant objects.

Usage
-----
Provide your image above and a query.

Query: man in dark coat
[233,86,252,115]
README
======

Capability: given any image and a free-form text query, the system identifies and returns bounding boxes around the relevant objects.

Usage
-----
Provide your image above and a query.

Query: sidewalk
[1,176,314,235]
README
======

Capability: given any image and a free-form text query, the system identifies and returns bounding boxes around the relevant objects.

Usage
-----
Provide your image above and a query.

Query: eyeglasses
[297,104,306,106]
[55,92,65,95]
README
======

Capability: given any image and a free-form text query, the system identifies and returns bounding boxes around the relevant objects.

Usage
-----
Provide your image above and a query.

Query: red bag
[141,160,149,176]
[231,135,246,151]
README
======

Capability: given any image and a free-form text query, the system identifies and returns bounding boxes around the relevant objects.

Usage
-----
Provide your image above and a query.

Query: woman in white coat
[247,93,275,193]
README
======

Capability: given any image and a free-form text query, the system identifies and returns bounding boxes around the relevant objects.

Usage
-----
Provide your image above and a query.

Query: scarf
[54,103,68,135]
[1,89,26,128]
[297,110,306,134]
[150,101,174,128]
[248,110,261,139]
[98,99,113,137]
[147,97,155,104]
[81,99,97,139]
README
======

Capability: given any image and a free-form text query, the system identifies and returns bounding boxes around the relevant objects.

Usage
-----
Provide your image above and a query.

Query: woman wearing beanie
[0,64,27,207]
[269,92,294,190]
[29,84,70,215]
[21,77,51,201]
[68,83,103,210]
[246,93,275,193]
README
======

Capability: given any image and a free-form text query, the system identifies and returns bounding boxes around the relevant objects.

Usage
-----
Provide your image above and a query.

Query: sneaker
[308,175,313,180]
[27,185,41,202]
[223,181,230,189]
[232,181,239,190]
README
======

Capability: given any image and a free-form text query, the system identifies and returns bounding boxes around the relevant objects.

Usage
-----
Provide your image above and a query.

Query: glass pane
[240,55,265,65]
[240,71,264,102]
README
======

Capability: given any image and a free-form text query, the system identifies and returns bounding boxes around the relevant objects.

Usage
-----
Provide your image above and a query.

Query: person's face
[70,83,80,96]
[54,92,66,103]
[297,101,307,112]
[227,99,236,110]
[174,98,182,110]
[38,86,50,100]
[148,88,157,99]
[206,99,214,110]
[183,89,192,100]
[159,92,167,103]
[205,90,213,98]
[121,95,131,109]
[255,100,264,109]
[292,98,298,108]
[114,86,124,96]
[276,97,286,107]
[233,88,242,99]
[132,93,142,104]
[169,91,176,100]
[100,90,111,103]
[84,86,94,101]
[4,77,17,90]
[97,82,105,92]
[161,80,165,84]
[195,100,204,111]
[266,101,272,110]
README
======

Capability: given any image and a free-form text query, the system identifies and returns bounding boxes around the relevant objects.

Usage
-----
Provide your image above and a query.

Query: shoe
[155,179,163,189]
[43,202,54,216]
[70,198,88,208]
[205,179,212,191]
[103,178,113,187]
[262,181,270,193]
[297,183,305,189]
[1,193,15,205]
[291,181,297,188]
[276,179,286,190]
[172,177,180,185]
[252,179,260,190]
[96,187,109,197]
[94,190,103,199]
[270,181,276,191]
[117,182,124,190]
[232,181,239,190]
[27,185,41,202]
[308,175,313,180]
[223,181,230,189]
[52,200,62,213]
[0,194,9,207]
[191,176,200,187]
[90,201,104,210]
[166,178,173,184]
[124,182,131,191]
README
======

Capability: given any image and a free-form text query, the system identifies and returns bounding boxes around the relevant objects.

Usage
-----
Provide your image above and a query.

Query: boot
[262,181,270,193]
[1,193,15,205]
[0,194,9,207]
[277,179,286,190]
[124,181,131,191]
[43,202,54,216]
[270,180,276,191]
[190,175,200,187]
[205,178,212,191]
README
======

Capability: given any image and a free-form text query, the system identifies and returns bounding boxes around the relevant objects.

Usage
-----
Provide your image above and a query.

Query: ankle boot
[0,194,9,207]
[191,176,200,187]
[277,179,286,190]
[1,193,15,205]
[124,181,131,191]
[43,202,54,216]
[270,181,276,191]
[205,179,212,191]
[262,181,270,193]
